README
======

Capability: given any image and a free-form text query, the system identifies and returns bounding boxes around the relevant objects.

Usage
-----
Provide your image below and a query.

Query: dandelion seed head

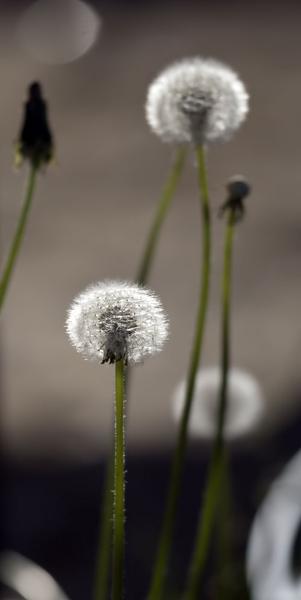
[247,450,301,600]
[146,58,249,145]
[0,552,69,600]
[172,367,264,440]
[66,280,169,365]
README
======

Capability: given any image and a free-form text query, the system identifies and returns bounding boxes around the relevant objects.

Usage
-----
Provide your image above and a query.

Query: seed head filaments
[146,57,249,145]
[66,280,169,364]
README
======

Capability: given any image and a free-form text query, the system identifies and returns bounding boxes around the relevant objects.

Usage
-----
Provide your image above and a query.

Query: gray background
[1,1,301,460]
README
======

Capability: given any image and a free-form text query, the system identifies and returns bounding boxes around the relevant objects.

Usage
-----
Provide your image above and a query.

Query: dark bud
[226,175,251,201]
[16,81,54,168]
[219,175,251,223]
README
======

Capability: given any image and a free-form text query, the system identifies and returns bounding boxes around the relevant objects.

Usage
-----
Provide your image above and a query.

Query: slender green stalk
[94,150,186,598]
[184,209,235,600]
[216,210,235,447]
[137,146,186,285]
[94,149,186,600]
[112,359,126,600]
[147,145,211,600]
[94,453,114,600]
[215,451,233,600]
[94,365,130,600]
[0,164,38,312]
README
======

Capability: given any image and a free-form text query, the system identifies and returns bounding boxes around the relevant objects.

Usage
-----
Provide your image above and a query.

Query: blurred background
[1,1,301,598]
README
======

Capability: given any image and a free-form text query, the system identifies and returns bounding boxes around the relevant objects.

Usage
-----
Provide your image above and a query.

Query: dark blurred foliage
[2,404,301,600]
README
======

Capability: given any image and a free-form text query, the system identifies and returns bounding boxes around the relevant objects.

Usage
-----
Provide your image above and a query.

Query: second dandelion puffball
[146,57,249,145]
[66,280,169,364]
[172,367,264,440]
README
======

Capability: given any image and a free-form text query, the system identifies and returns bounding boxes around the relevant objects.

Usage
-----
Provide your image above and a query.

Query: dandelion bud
[219,175,251,222]
[227,175,251,201]
[146,58,249,145]
[172,367,264,440]
[66,280,169,365]
[16,81,53,168]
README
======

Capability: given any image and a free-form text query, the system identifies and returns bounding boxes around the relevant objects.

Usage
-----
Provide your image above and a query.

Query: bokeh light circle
[17,0,101,65]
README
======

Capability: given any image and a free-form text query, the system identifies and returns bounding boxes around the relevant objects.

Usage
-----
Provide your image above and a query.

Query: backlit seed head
[66,280,169,365]
[247,450,301,600]
[146,57,249,145]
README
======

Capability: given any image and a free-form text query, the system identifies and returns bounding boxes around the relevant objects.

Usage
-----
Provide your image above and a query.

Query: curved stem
[0,164,38,313]
[147,145,211,600]
[112,359,126,600]
[184,209,235,600]
[137,146,186,285]
[215,451,233,600]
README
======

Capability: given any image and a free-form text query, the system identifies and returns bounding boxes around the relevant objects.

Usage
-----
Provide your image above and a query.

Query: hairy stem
[134,148,185,393]
[94,151,186,598]
[112,359,126,600]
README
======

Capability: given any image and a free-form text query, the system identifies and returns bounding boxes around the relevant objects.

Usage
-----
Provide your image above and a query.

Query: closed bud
[16,81,54,168]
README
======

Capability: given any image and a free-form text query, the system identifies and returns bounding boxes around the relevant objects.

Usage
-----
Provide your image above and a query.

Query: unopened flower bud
[219,175,251,221]
[227,176,251,201]
[16,81,53,168]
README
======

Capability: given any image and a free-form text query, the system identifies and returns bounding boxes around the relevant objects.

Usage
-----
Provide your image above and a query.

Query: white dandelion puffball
[146,57,249,144]
[172,367,264,440]
[247,450,301,600]
[17,0,101,65]
[66,280,169,365]
[0,551,70,600]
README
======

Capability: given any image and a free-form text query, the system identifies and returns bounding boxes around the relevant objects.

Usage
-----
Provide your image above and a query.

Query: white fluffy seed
[66,280,169,365]
[146,57,249,145]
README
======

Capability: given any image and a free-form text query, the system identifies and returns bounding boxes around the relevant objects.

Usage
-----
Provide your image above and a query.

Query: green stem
[112,359,126,600]
[105,147,185,597]
[94,360,132,600]
[137,146,186,285]
[215,451,232,600]
[216,210,235,447]
[0,164,38,313]
[95,143,184,595]
[147,145,211,600]
[184,209,235,600]
[93,452,114,600]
